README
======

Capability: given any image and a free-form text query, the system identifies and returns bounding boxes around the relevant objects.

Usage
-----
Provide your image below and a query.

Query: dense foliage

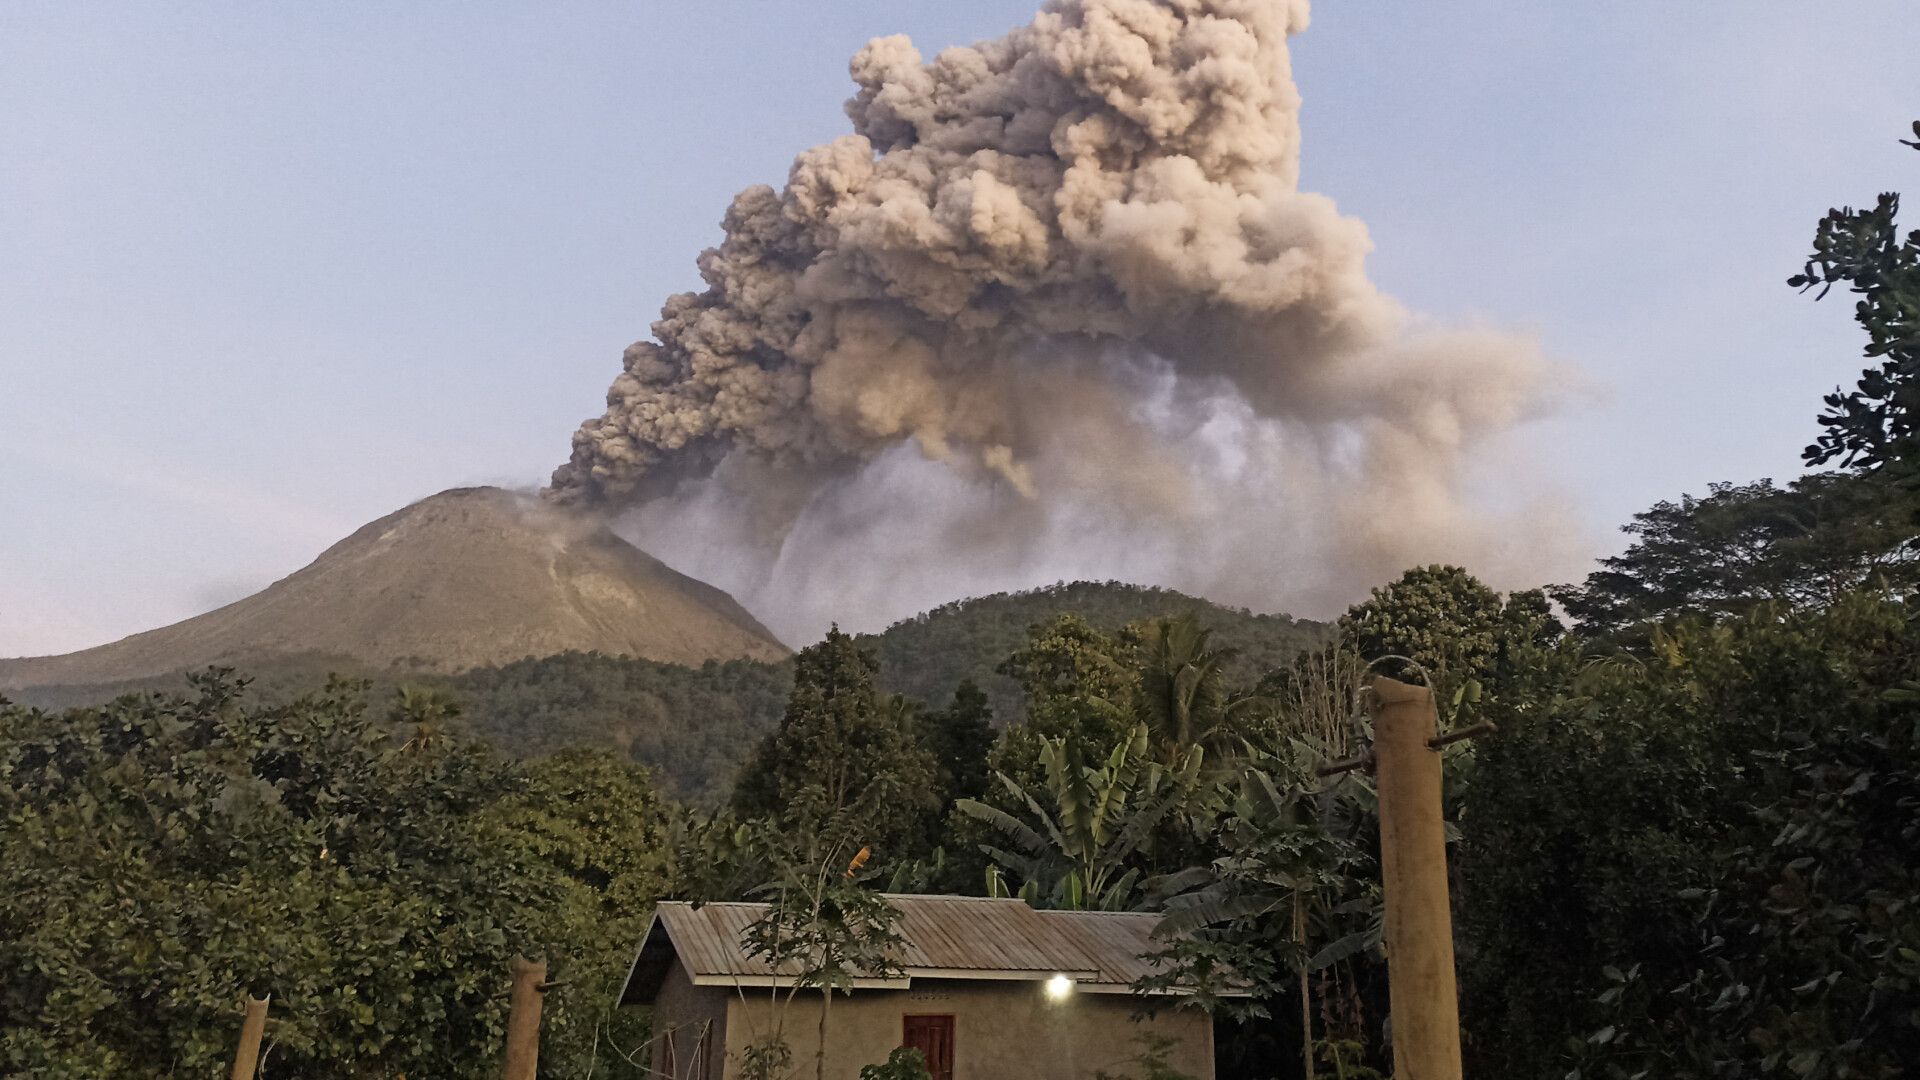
[1339,564,1562,698]
[1461,597,1920,1078]
[11,551,1920,1078]
[1550,472,1920,634]
[9,582,1328,810]
[866,581,1331,722]
[0,650,791,808]
[0,672,672,1079]
[732,630,940,863]
[449,651,793,805]
[1796,122,1920,480]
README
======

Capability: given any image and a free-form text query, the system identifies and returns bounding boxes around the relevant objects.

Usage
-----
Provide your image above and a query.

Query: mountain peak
[1,486,789,692]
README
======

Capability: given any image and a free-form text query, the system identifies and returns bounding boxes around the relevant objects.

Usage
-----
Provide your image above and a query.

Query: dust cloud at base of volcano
[547,0,1588,643]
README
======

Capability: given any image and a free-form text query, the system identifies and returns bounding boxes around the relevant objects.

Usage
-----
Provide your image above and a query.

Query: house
[618,894,1229,1080]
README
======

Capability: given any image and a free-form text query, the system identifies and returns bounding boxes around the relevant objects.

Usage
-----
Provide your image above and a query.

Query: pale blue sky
[2,1,1915,656]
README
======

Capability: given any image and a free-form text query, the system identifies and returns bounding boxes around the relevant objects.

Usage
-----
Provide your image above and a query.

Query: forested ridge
[861,580,1330,721]
[5,123,1920,1079]
[6,582,1327,806]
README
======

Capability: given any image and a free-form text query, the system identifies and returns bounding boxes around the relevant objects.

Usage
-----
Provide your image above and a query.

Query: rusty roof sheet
[620,894,1226,1005]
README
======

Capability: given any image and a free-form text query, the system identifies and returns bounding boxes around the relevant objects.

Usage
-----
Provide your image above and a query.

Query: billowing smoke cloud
[549,0,1581,643]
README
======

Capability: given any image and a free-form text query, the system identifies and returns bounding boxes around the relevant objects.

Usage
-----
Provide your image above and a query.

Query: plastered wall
[652,958,730,1080]
[718,978,1213,1080]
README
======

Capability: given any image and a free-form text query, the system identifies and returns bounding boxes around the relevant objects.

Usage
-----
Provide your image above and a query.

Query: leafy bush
[858,1046,932,1080]
[0,672,668,1078]
[1460,596,1920,1077]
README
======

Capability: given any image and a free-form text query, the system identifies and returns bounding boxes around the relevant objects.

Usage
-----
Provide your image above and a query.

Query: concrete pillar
[229,995,269,1080]
[1369,675,1462,1080]
[503,955,547,1080]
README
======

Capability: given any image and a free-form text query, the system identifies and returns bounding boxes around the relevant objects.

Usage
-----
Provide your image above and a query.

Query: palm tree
[390,685,462,754]
[1136,613,1262,766]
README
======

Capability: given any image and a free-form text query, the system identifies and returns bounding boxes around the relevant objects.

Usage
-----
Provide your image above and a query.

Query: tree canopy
[0,671,670,1079]
[731,629,939,862]
[1338,565,1560,695]
[1550,472,1920,633]
[1797,122,1920,480]
[1459,595,1920,1077]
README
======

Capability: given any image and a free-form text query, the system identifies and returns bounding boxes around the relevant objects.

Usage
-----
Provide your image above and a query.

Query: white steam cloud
[549,0,1581,643]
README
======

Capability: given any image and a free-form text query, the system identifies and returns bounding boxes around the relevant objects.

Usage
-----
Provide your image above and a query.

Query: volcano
[0,487,789,693]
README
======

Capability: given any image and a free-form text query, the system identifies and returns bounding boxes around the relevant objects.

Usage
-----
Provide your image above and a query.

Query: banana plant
[958,723,1206,910]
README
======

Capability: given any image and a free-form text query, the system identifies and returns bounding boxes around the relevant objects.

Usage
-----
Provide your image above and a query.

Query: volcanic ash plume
[548,0,1579,639]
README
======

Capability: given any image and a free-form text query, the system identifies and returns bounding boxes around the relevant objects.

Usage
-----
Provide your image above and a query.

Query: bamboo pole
[229,995,269,1080]
[1369,675,1463,1080]
[503,956,547,1080]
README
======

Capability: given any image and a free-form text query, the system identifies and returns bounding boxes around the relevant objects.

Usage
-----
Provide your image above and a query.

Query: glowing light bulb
[1045,974,1073,1000]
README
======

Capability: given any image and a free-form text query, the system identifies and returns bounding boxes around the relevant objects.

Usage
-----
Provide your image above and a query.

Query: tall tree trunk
[1297,893,1315,1080]
[817,986,830,1080]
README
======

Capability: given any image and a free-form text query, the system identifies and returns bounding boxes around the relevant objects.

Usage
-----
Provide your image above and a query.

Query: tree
[732,629,939,862]
[1458,595,1920,1079]
[0,671,595,1079]
[1339,565,1560,699]
[863,581,1331,728]
[389,683,463,725]
[740,823,908,1080]
[1796,121,1920,480]
[958,724,1205,910]
[486,747,675,1071]
[990,613,1143,789]
[1248,645,1367,758]
[1142,752,1386,1080]
[447,649,793,805]
[1134,613,1241,766]
[918,678,995,810]
[1549,472,1920,634]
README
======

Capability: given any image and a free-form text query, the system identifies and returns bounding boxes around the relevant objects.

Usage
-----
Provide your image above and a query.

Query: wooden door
[903,1014,955,1080]
[695,1025,714,1080]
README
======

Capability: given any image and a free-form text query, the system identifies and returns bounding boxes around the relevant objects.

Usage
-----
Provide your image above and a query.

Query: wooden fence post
[503,955,547,1080]
[229,995,270,1080]
[1370,675,1463,1080]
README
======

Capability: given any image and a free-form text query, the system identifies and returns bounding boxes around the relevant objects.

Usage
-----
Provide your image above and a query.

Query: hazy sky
[3,0,1915,657]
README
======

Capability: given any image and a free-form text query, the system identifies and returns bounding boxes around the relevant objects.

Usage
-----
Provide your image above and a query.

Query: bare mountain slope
[1,487,789,691]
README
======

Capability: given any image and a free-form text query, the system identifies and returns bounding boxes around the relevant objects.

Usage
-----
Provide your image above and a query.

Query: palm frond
[1153,892,1286,936]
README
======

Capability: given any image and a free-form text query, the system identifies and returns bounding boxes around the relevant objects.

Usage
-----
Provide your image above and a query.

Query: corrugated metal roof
[1034,910,1169,989]
[890,895,1097,977]
[620,894,1233,1004]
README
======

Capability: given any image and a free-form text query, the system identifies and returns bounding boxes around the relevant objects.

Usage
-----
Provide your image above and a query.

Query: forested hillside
[454,581,1325,801]
[448,652,793,805]
[865,580,1332,721]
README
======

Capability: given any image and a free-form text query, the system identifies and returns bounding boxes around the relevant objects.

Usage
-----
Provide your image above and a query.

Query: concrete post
[503,955,547,1080]
[1369,675,1463,1080]
[229,995,269,1080]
